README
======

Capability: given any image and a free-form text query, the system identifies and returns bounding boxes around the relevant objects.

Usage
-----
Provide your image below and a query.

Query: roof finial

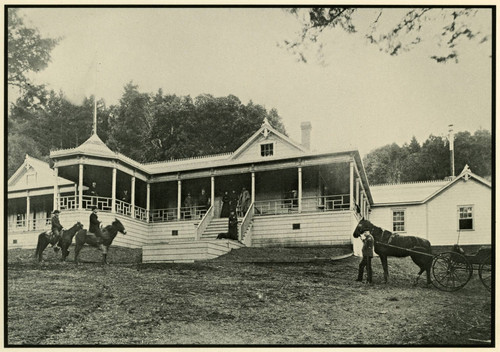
[92,96,97,135]
[263,117,270,126]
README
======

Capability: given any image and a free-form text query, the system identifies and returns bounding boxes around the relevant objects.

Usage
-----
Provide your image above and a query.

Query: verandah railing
[54,194,350,223]
[254,194,350,216]
[8,218,51,232]
[238,202,254,242]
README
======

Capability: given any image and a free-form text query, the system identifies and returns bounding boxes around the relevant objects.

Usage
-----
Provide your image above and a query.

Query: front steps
[201,217,241,239]
[142,239,244,263]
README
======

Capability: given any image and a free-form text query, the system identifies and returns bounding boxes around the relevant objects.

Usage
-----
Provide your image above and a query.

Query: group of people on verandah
[220,187,251,218]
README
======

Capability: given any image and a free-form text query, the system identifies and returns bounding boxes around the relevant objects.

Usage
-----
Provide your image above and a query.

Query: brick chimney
[301,121,312,150]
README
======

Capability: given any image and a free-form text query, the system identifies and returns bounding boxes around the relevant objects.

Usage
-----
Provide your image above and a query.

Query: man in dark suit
[89,206,102,240]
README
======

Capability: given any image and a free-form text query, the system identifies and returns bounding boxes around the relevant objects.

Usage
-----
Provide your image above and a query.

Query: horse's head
[76,221,84,230]
[353,218,373,238]
[113,218,127,235]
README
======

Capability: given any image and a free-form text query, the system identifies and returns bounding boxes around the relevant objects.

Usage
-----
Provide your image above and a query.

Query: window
[260,143,274,157]
[458,206,474,230]
[392,210,405,232]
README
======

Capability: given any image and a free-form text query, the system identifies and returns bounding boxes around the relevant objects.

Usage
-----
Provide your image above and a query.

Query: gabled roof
[371,165,491,206]
[8,155,74,191]
[229,118,307,160]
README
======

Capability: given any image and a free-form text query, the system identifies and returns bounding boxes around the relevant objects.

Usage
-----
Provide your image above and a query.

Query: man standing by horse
[357,230,374,284]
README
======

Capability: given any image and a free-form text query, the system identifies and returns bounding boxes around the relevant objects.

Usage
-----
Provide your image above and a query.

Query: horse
[353,219,433,285]
[74,218,126,264]
[34,222,84,262]
[58,222,84,261]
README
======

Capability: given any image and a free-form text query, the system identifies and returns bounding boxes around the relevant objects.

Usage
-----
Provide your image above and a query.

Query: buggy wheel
[431,252,472,292]
[479,255,491,292]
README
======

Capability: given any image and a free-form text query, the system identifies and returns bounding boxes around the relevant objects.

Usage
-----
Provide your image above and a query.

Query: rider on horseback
[89,206,103,243]
[50,210,63,251]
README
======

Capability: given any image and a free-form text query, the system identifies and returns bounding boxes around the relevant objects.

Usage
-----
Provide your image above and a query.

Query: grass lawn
[6,245,492,346]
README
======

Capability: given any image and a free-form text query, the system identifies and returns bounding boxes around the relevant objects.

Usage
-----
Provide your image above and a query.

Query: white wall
[251,211,354,247]
[427,179,491,245]
[370,178,491,246]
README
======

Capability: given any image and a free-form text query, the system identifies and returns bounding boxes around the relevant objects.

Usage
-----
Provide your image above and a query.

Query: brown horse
[74,218,126,264]
[353,219,433,285]
[34,222,84,262]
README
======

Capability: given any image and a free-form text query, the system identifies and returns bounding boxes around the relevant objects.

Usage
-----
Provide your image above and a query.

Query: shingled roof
[371,165,491,206]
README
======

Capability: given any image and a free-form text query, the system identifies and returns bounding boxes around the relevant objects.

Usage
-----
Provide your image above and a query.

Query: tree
[107,82,153,162]
[107,85,288,163]
[284,8,491,64]
[7,8,60,91]
[363,130,491,184]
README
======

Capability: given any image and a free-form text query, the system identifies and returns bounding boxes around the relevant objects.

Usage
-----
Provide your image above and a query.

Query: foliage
[363,130,492,184]
[8,82,287,176]
[7,8,60,90]
[8,85,112,177]
[106,84,287,163]
[284,8,490,63]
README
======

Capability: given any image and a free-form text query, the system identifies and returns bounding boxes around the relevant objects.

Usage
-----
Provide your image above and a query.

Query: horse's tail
[34,233,44,258]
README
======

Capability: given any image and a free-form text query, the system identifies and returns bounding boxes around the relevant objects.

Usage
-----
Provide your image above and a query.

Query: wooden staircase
[200,217,241,239]
[142,217,244,263]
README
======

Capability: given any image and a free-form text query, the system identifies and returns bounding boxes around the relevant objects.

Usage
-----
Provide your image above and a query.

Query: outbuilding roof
[371,165,491,206]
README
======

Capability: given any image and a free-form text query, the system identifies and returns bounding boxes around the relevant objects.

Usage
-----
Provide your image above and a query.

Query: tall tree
[284,8,491,64]
[363,130,491,184]
[107,82,152,162]
[7,8,60,91]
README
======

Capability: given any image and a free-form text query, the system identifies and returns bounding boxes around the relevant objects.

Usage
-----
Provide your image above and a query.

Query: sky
[14,7,492,158]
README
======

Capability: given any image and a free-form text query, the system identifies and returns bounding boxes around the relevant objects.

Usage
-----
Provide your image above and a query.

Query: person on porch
[120,189,131,203]
[184,193,193,219]
[229,189,239,214]
[198,188,210,217]
[238,187,250,217]
[220,191,230,218]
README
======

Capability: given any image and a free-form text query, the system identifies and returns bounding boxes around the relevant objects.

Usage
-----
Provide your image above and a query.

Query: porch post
[359,193,365,217]
[349,161,354,211]
[251,172,255,203]
[355,178,360,209]
[177,180,182,220]
[298,167,302,213]
[53,167,59,210]
[26,191,31,231]
[211,176,215,207]
[78,162,84,210]
[131,175,136,218]
[111,166,117,213]
[146,183,151,223]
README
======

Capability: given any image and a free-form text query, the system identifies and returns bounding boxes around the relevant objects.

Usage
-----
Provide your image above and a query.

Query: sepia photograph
[5,4,493,347]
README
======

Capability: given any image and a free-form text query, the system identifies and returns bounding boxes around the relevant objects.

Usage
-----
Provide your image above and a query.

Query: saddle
[86,231,103,245]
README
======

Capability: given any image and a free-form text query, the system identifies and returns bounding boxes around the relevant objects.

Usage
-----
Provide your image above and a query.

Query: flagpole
[93,53,98,135]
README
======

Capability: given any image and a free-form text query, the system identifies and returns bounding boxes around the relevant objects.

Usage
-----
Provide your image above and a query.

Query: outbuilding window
[458,206,474,230]
[392,209,405,232]
[260,143,274,157]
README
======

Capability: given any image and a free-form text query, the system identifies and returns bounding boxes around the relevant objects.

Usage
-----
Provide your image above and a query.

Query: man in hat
[50,210,63,251]
[89,206,103,240]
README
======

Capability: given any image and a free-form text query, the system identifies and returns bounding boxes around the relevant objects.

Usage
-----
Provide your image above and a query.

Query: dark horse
[74,218,126,264]
[353,219,433,285]
[34,222,84,262]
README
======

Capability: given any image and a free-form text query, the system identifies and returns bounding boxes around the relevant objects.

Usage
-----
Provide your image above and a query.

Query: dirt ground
[6,245,492,346]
